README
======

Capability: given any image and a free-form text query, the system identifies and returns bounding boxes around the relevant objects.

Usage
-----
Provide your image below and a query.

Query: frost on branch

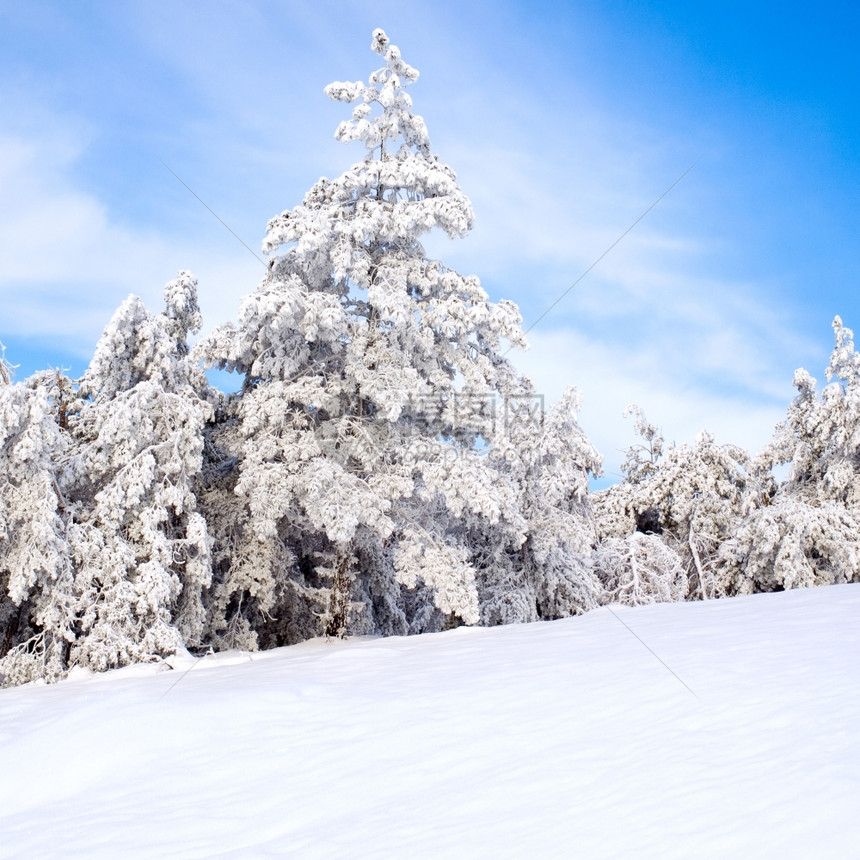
[595,533,687,606]
[594,319,860,602]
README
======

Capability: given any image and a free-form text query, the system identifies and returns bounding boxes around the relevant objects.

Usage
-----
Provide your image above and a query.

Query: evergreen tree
[593,408,747,602]
[201,29,537,642]
[0,356,76,685]
[719,317,860,594]
[63,272,212,671]
[479,386,603,622]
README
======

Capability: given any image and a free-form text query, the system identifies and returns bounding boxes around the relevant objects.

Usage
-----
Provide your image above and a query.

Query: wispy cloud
[1,0,851,475]
[423,120,818,473]
[0,122,263,369]
[517,328,790,483]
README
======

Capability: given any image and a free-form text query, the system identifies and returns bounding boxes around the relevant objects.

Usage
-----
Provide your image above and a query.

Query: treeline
[2,30,858,687]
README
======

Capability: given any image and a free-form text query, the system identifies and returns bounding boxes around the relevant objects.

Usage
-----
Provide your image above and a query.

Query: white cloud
[0,124,262,359]
[516,328,789,482]
[417,126,814,481]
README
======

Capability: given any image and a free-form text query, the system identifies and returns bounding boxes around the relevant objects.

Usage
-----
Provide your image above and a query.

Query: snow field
[1,583,858,858]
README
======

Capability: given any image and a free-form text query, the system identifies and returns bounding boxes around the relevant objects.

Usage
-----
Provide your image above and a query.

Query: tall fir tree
[201,29,542,642]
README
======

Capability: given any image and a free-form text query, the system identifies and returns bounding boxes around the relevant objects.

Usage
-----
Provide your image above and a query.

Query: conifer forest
[3,30,859,688]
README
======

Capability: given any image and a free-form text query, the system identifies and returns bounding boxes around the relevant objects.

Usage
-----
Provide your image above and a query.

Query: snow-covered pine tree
[201,29,537,643]
[0,355,76,685]
[478,386,603,622]
[719,317,860,594]
[593,407,748,602]
[763,316,860,507]
[592,405,668,541]
[63,272,212,671]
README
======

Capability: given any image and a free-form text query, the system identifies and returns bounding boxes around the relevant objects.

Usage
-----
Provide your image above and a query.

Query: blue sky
[1,0,858,480]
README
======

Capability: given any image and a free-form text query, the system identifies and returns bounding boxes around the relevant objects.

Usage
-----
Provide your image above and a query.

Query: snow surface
[2,585,859,858]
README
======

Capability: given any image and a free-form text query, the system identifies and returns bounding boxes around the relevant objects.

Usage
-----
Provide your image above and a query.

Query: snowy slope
[1,585,858,859]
